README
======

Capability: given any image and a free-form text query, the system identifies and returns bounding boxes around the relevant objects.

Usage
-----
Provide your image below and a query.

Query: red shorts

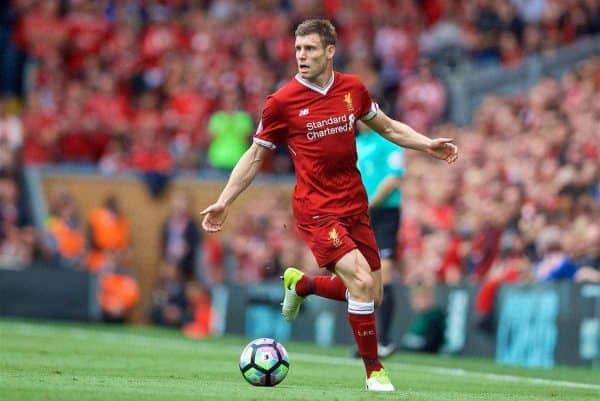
[296,212,381,271]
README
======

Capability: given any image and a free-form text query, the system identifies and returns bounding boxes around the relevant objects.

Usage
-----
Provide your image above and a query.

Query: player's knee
[343,251,376,299]
[353,268,375,296]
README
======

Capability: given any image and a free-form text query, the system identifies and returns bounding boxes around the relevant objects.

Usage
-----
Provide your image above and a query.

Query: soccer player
[201,19,458,392]
[355,121,404,358]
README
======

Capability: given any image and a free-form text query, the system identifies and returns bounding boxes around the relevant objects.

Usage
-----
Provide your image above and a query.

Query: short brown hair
[295,19,337,47]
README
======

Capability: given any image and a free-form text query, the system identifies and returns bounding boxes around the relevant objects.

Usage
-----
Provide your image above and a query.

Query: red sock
[347,305,383,377]
[296,275,347,301]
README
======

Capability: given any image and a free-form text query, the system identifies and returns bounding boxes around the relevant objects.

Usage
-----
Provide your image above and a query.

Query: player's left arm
[363,110,458,163]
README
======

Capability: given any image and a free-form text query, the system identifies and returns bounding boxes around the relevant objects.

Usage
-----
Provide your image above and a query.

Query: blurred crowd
[2,0,600,173]
[0,0,599,332]
[44,191,141,322]
[400,56,600,323]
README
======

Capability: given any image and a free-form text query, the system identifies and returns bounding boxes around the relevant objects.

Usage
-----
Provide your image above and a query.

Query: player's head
[294,19,337,83]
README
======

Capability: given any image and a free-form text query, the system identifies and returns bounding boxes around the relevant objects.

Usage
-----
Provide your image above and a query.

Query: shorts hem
[319,245,357,271]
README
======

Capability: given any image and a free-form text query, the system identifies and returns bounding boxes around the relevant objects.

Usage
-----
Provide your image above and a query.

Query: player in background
[355,120,405,359]
[201,19,458,392]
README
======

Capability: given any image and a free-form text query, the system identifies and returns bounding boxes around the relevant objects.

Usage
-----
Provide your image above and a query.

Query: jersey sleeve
[356,81,380,122]
[253,95,287,150]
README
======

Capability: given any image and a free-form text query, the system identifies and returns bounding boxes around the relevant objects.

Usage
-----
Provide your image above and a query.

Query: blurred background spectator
[207,89,253,170]
[400,284,446,353]
[87,195,130,272]
[42,189,86,269]
[151,260,188,327]
[0,177,34,268]
[396,58,446,132]
[98,250,140,323]
[160,191,201,280]
[0,97,23,154]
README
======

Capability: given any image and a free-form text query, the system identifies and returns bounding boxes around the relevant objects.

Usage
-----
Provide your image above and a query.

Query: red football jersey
[254,72,379,224]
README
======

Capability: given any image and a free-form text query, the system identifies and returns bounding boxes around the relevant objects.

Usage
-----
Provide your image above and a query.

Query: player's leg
[281,267,349,322]
[281,221,352,321]
[334,249,394,392]
[294,271,348,301]
[372,267,384,308]
[350,258,384,355]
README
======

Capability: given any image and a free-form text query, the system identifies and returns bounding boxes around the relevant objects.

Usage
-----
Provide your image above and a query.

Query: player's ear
[325,44,335,60]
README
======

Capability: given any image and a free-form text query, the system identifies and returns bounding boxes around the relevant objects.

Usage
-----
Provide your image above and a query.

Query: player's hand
[427,138,458,163]
[201,202,228,233]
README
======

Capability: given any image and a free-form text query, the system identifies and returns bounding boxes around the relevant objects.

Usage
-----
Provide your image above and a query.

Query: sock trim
[347,298,375,315]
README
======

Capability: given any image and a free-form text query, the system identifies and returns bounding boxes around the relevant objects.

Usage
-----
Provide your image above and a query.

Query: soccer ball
[239,338,289,386]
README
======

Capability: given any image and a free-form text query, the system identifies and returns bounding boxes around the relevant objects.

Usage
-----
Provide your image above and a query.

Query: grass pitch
[1,319,599,401]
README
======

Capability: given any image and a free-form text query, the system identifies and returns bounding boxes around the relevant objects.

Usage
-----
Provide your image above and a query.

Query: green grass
[1,319,599,401]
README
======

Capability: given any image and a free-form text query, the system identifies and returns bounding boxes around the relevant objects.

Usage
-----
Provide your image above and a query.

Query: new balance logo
[299,108,309,116]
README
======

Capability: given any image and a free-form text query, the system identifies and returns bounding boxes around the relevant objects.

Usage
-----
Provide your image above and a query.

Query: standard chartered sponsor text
[306,114,355,140]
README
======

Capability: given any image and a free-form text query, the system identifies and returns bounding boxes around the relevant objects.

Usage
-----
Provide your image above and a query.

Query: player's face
[295,33,335,83]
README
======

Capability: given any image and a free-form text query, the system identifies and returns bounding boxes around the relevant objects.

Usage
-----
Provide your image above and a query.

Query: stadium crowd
[2,0,600,172]
[400,57,600,318]
[0,0,598,330]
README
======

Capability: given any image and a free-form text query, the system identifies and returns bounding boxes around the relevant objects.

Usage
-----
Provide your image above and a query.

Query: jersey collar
[294,71,335,95]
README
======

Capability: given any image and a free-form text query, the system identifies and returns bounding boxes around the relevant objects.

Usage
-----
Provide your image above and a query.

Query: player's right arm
[201,143,269,232]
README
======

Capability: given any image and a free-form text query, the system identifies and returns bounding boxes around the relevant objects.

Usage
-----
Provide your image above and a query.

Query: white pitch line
[4,321,600,391]
[290,353,600,391]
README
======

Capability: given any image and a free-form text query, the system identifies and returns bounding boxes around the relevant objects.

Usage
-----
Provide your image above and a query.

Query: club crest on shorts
[328,227,343,248]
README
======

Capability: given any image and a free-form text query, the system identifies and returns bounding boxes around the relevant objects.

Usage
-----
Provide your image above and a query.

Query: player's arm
[201,143,269,232]
[363,110,458,163]
[369,175,402,209]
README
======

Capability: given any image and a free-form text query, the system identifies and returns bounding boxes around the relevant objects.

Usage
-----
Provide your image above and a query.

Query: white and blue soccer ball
[239,338,289,386]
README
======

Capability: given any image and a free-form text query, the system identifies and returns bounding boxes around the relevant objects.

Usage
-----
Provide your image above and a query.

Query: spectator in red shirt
[129,127,173,172]
[65,1,110,74]
[16,0,67,62]
[396,59,446,133]
[474,231,529,332]
[21,92,59,165]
